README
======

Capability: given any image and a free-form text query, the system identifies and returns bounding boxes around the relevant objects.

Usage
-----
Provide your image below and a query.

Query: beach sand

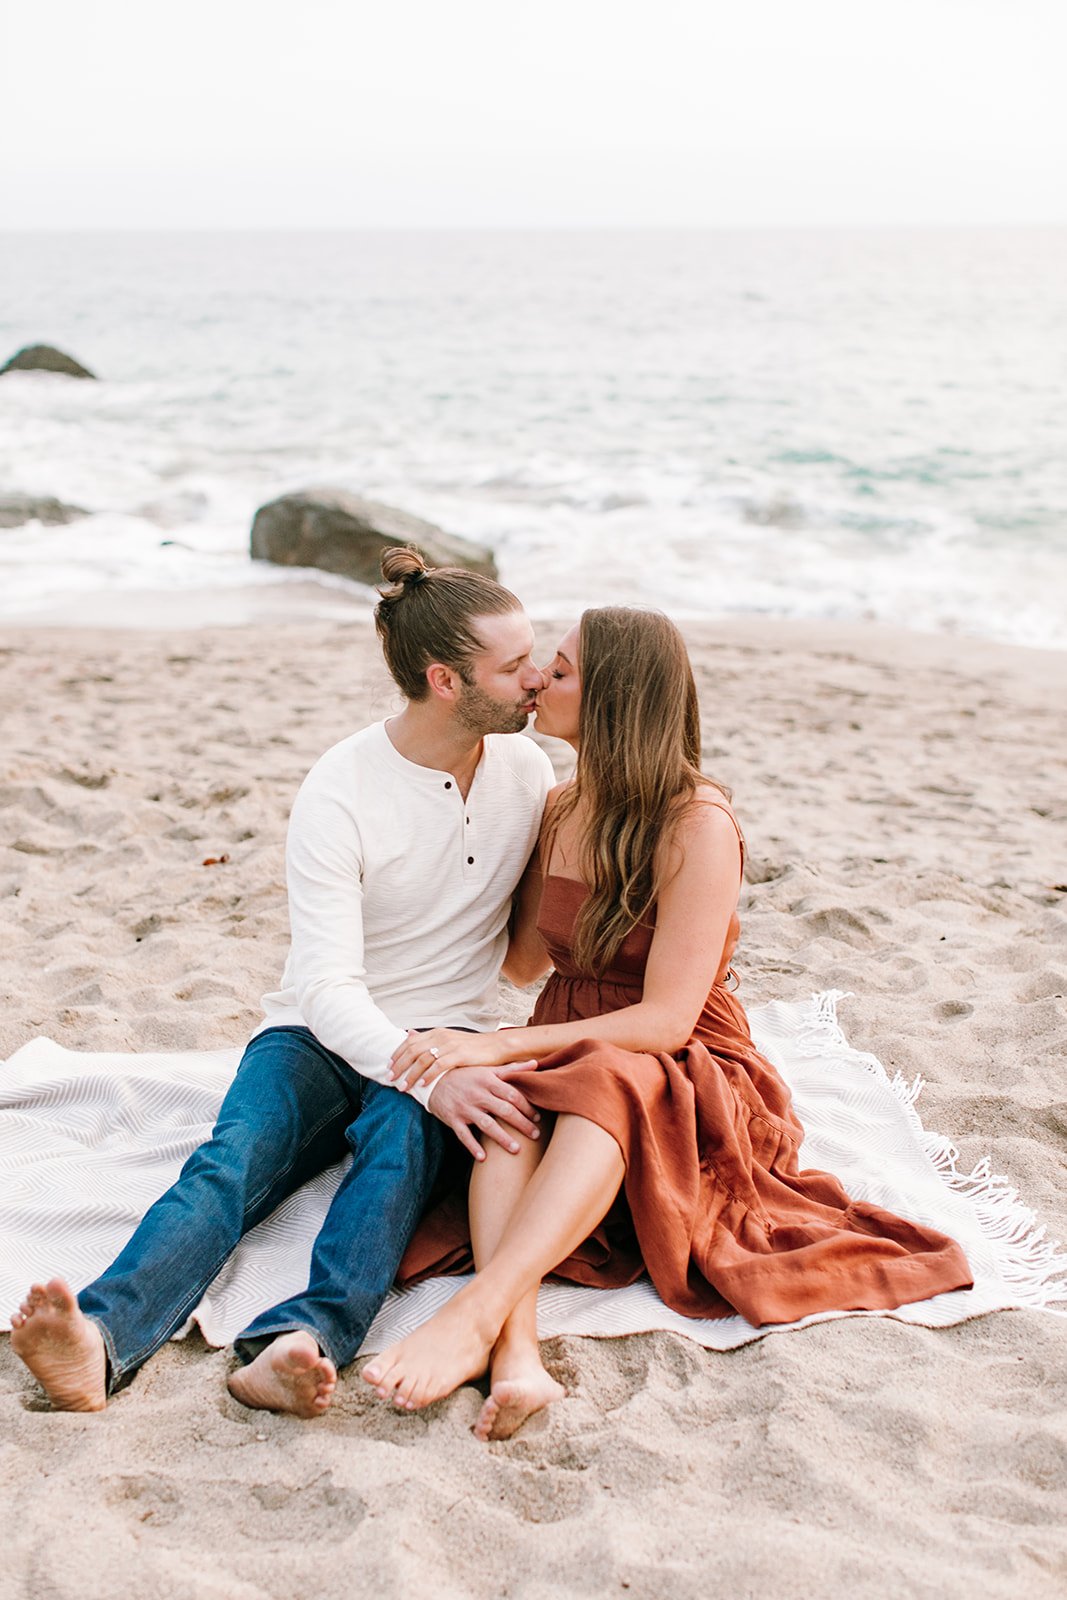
[1,612,1065,1600]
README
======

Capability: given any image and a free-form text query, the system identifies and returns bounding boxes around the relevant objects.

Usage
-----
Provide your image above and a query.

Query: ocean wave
[2,226,1065,646]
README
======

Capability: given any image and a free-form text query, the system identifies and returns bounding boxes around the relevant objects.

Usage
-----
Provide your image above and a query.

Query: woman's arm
[391,795,742,1086]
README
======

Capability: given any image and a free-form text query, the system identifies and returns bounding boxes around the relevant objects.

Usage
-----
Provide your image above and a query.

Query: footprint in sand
[104,1472,366,1542]
[497,1466,592,1525]
[58,767,111,790]
[936,1000,974,1021]
[104,1472,182,1527]
[743,857,789,885]
[801,907,876,946]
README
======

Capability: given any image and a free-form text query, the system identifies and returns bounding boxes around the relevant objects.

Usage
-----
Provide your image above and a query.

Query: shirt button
[467,856,474,865]
[444,781,452,789]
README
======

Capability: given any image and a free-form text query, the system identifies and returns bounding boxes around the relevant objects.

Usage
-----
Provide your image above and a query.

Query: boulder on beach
[0,493,88,529]
[250,489,498,584]
[0,344,97,380]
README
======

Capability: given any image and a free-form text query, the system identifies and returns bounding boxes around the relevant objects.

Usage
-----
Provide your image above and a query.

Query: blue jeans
[78,1026,444,1388]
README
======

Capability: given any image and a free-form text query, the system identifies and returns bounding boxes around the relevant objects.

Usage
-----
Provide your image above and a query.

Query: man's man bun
[379,546,429,589]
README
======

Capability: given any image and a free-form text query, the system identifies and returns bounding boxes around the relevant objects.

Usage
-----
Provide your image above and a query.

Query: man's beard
[454,680,531,737]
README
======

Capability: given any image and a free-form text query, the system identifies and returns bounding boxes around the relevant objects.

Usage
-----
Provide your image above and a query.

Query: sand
[1,611,1065,1600]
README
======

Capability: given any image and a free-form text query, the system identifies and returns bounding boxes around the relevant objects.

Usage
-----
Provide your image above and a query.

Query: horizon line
[3,220,1067,236]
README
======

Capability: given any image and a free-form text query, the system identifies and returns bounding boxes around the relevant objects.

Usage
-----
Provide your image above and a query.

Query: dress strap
[703,796,747,871]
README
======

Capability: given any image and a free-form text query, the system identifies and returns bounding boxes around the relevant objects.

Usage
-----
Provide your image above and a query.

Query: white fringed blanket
[2,993,1064,1353]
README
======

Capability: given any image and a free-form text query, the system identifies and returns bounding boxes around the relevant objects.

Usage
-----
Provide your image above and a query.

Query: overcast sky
[2,1,1064,228]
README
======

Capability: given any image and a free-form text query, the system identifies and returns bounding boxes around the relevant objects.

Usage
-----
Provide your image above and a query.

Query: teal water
[1,228,1064,644]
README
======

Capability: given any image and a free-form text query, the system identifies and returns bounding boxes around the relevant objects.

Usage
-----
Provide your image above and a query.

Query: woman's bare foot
[473,1339,565,1442]
[361,1289,499,1411]
[10,1279,107,1412]
[227,1333,337,1418]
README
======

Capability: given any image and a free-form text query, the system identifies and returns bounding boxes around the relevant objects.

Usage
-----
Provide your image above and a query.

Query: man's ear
[425,662,460,702]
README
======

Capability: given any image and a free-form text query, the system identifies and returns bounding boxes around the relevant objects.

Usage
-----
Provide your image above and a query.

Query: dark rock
[250,489,498,584]
[0,493,88,529]
[0,344,97,380]
[742,494,805,528]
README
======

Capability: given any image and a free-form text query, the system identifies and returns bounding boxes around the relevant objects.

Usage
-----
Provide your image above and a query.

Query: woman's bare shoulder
[676,785,739,835]
[693,785,740,826]
[659,787,743,883]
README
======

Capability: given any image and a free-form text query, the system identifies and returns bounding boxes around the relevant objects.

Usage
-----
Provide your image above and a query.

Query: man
[11,548,554,1417]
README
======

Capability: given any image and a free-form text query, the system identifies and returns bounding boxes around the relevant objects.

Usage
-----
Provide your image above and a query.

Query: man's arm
[284,771,421,1091]
[285,765,540,1147]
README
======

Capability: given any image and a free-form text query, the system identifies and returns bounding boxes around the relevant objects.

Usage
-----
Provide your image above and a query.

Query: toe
[409,1374,438,1409]
[473,1397,499,1441]
[389,1375,411,1407]
[371,1367,397,1399]
[394,1372,419,1407]
[374,1355,406,1399]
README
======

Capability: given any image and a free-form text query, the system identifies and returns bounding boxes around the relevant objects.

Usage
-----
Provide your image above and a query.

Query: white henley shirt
[256,720,554,1110]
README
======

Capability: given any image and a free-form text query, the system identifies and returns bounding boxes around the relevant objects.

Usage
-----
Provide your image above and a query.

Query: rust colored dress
[402,809,973,1327]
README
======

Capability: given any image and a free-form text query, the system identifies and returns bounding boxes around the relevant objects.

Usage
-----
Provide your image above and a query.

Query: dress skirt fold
[400,872,973,1327]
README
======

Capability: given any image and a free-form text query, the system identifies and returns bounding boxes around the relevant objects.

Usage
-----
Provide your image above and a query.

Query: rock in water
[250,489,498,584]
[0,493,88,529]
[0,344,97,379]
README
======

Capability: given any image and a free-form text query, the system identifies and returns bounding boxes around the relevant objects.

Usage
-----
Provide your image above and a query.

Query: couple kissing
[11,547,971,1440]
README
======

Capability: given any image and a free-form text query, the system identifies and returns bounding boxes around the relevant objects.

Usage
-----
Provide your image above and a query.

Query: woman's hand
[388,1027,535,1091]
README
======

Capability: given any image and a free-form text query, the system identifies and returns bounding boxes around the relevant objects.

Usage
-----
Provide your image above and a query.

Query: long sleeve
[284,768,439,1112]
[257,723,552,1110]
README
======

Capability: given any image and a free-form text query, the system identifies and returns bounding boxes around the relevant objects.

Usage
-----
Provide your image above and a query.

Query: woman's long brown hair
[549,607,728,976]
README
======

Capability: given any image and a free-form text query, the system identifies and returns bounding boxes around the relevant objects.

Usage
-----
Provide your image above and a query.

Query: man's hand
[428,1067,541,1161]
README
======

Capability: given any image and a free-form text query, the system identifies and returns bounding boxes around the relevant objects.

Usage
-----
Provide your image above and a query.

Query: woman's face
[533,624,581,745]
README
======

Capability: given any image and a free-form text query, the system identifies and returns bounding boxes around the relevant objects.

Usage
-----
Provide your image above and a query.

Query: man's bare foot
[227,1332,337,1418]
[10,1279,107,1412]
[361,1289,498,1411]
[473,1344,565,1442]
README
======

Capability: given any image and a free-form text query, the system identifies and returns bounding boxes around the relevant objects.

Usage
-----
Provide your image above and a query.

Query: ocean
[1,228,1065,646]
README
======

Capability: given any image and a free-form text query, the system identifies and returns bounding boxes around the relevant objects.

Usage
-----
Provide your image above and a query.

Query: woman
[362,608,973,1440]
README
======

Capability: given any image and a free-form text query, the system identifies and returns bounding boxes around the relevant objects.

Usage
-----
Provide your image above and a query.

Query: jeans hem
[92,1093,356,1379]
[234,1320,344,1371]
[83,1314,123,1394]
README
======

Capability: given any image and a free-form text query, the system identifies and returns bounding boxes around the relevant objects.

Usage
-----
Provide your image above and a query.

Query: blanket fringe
[798,990,1067,1313]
